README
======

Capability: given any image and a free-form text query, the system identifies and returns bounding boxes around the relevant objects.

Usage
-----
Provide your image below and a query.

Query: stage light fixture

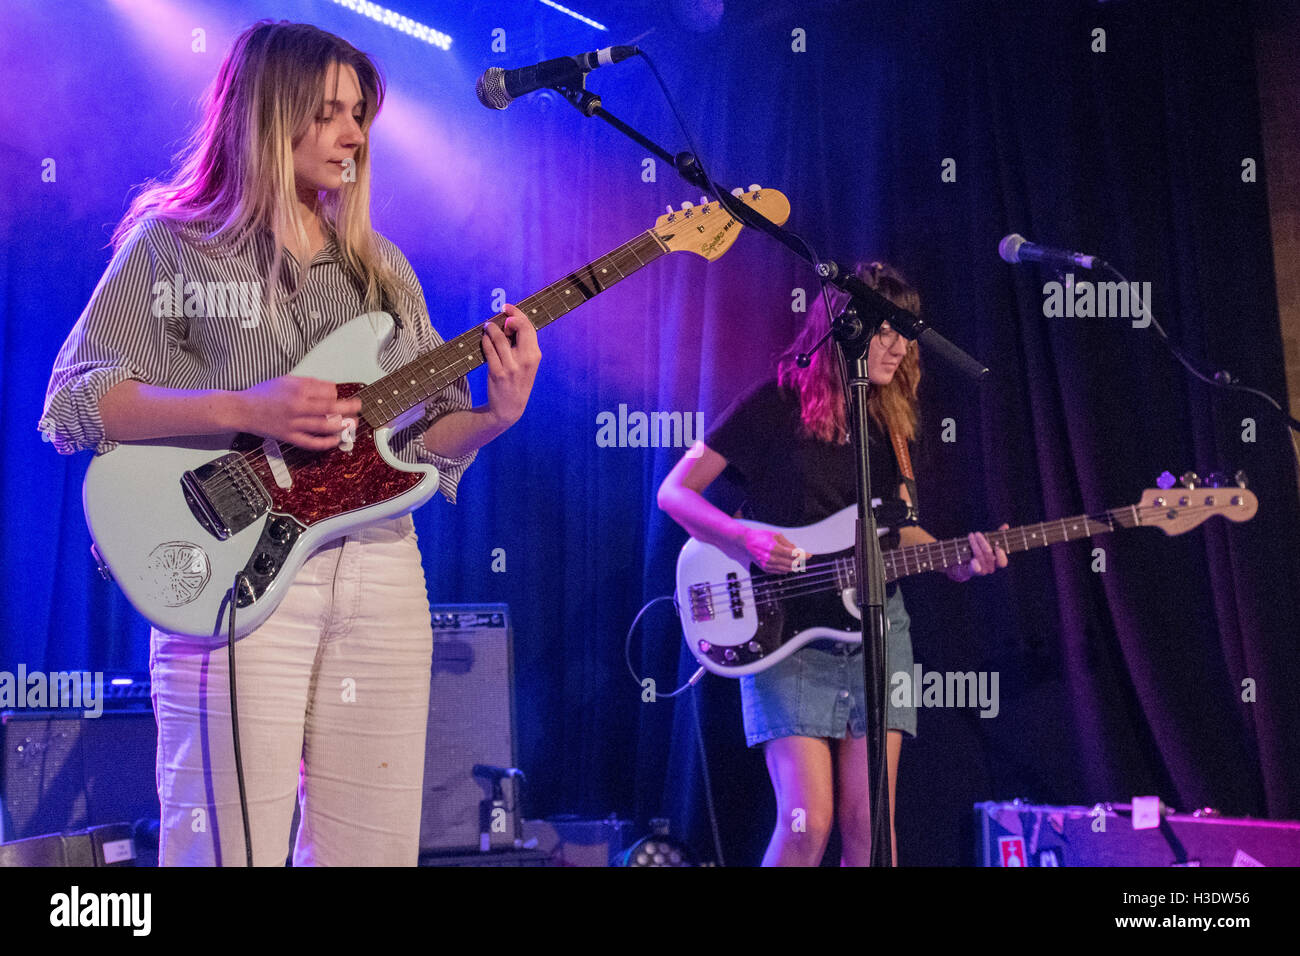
[538,0,608,32]
[616,819,695,866]
[328,0,454,50]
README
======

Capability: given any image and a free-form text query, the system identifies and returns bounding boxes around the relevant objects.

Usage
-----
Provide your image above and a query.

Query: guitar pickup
[688,583,714,623]
[727,572,744,619]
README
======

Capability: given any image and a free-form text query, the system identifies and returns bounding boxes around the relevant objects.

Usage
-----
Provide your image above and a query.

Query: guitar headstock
[1141,469,1257,535]
[652,185,791,261]
[1156,469,1250,490]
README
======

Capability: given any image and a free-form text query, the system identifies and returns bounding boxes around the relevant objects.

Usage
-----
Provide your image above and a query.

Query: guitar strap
[888,423,920,523]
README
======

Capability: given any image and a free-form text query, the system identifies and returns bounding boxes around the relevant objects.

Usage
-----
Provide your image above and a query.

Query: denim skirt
[740,585,916,746]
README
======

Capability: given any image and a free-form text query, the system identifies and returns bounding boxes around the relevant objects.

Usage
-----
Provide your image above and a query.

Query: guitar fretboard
[359,230,668,428]
[834,505,1143,586]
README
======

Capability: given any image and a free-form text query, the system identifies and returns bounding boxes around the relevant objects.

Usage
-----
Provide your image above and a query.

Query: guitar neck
[880,505,1143,583]
[360,230,668,429]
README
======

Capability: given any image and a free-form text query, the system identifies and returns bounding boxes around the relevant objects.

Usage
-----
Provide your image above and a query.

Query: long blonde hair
[113,20,413,321]
[777,261,922,443]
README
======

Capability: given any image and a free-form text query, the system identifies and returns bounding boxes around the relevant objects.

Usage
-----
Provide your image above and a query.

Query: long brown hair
[777,261,922,443]
[113,20,413,321]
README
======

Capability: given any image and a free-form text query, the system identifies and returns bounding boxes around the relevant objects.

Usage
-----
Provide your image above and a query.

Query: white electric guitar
[83,188,791,639]
[675,472,1257,676]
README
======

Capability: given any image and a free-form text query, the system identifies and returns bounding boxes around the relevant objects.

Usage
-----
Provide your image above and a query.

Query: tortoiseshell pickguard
[233,383,423,527]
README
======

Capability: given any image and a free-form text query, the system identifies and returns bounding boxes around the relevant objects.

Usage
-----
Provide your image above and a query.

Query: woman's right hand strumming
[98,375,362,452]
[659,439,807,574]
[235,375,363,450]
[742,527,804,574]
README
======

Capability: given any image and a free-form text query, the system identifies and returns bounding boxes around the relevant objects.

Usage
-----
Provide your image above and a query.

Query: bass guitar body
[675,508,864,677]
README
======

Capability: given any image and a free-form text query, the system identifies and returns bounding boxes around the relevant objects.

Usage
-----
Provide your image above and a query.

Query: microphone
[998,233,1104,271]
[476,46,640,109]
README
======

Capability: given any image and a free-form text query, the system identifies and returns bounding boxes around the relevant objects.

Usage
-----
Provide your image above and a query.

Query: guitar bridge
[687,583,715,623]
[181,451,271,540]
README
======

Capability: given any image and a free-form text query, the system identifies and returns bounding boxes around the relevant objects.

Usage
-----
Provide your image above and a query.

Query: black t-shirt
[704,379,909,548]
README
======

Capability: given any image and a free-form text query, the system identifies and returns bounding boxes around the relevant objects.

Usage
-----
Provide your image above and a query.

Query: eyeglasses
[874,322,903,347]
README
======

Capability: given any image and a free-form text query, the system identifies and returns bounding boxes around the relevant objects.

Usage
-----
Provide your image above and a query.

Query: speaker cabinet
[0,822,137,867]
[0,710,158,844]
[419,605,520,855]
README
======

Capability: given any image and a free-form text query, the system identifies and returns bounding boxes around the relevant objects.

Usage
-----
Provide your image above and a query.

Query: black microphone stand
[808,299,893,866]
[550,81,989,866]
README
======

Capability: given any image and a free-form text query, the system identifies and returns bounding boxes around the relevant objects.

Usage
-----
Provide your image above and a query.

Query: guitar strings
[688,501,1208,608]
[193,289,573,500]
[194,234,664,505]
[194,202,745,505]
[683,502,1233,609]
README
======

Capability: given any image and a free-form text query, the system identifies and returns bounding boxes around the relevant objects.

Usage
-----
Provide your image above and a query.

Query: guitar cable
[227,573,255,867]
[625,595,725,866]
[624,595,704,698]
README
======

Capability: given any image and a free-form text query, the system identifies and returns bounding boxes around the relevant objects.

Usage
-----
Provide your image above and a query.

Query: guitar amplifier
[0,709,159,844]
[976,799,1300,867]
[419,604,520,855]
[0,822,138,867]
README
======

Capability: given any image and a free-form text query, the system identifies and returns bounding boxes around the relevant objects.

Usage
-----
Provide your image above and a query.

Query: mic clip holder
[552,78,602,117]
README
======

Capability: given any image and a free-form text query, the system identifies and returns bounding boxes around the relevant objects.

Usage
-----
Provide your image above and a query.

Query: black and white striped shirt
[39,217,475,503]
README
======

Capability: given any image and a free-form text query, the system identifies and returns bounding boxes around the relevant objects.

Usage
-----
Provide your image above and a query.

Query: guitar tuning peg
[731,187,745,197]
[1156,471,1176,490]
[700,195,710,209]
[1179,470,1199,489]
[1234,469,1248,488]
[680,200,694,208]
[748,183,761,192]
[664,204,676,220]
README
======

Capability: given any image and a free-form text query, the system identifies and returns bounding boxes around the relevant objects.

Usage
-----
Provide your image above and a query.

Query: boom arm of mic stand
[554,92,990,382]
[825,275,991,382]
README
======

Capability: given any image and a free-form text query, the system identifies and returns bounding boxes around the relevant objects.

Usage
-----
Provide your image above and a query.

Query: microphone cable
[633,50,840,337]
[1102,262,1300,478]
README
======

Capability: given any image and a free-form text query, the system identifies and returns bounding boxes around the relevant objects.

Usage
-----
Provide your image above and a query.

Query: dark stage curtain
[2,0,1296,865]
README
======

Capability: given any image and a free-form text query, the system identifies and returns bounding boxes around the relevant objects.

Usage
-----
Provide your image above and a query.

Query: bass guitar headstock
[1142,469,1257,535]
